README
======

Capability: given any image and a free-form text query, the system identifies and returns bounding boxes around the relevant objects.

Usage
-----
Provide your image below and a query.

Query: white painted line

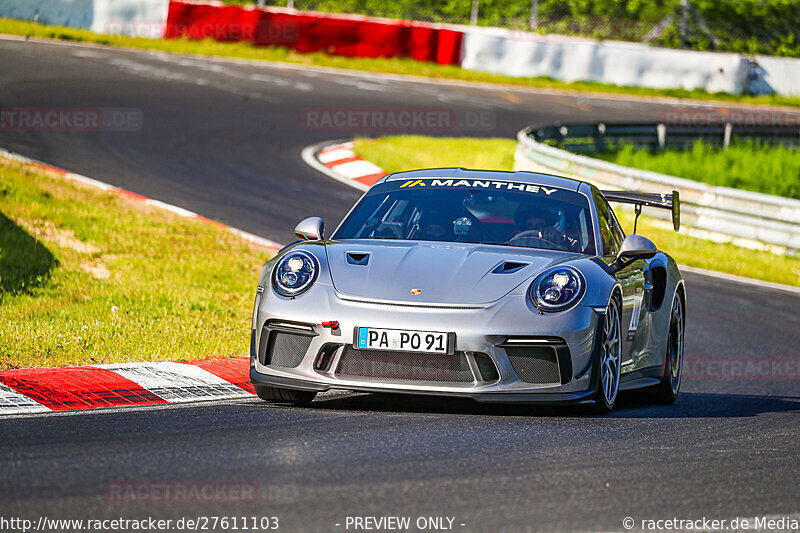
[0,148,37,165]
[331,159,384,179]
[301,141,370,192]
[0,145,283,252]
[679,265,800,295]
[318,148,356,164]
[144,199,201,218]
[101,362,250,403]
[66,172,118,191]
[320,141,353,153]
[0,396,258,420]
[0,384,50,415]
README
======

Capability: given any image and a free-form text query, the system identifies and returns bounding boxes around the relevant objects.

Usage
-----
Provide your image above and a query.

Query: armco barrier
[0,0,94,31]
[0,0,169,38]
[461,29,749,95]
[514,127,800,255]
[164,2,463,65]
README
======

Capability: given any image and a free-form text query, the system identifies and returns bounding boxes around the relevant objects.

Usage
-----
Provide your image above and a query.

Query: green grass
[594,141,800,199]
[354,135,518,172]
[2,17,800,108]
[353,135,800,287]
[0,158,272,370]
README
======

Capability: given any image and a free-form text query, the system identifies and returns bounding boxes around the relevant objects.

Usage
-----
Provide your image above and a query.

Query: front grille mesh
[264,331,313,368]
[336,347,474,383]
[506,346,561,384]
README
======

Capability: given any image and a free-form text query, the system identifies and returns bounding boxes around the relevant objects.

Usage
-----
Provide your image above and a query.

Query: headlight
[272,250,318,297]
[530,266,585,312]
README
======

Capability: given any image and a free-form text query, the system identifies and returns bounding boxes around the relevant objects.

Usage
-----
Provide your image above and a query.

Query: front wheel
[255,385,317,406]
[589,297,622,414]
[653,293,684,404]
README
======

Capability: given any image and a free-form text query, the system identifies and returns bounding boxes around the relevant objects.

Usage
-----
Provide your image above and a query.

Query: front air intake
[472,352,500,382]
[505,345,562,384]
[260,331,314,368]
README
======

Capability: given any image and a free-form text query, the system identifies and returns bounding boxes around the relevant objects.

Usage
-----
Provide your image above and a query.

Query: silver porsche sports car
[250,169,685,413]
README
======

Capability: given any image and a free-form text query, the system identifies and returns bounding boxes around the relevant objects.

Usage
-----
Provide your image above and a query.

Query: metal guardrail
[529,122,800,152]
[514,125,800,256]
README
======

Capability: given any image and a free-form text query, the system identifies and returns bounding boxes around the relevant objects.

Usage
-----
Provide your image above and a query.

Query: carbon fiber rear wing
[601,190,680,232]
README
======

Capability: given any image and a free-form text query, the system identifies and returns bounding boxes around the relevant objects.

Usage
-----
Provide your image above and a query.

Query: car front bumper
[250,283,603,404]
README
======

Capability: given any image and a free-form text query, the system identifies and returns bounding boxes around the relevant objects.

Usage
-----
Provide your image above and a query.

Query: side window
[593,191,618,256]
[608,207,626,252]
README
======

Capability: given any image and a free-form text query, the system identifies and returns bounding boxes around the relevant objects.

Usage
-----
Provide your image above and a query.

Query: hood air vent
[492,261,529,274]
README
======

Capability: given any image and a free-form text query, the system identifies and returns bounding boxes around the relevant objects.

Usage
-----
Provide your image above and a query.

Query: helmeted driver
[511,205,575,250]
[417,210,453,241]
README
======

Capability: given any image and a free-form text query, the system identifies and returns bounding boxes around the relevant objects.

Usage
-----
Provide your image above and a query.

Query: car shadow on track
[302,391,800,419]
[613,391,800,418]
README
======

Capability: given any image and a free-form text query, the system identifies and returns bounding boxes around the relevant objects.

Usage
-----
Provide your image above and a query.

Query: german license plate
[355,327,453,354]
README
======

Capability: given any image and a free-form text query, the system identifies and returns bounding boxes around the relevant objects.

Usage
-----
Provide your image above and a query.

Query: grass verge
[0,157,272,370]
[353,135,800,287]
[2,17,800,109]
[594,141,800,200]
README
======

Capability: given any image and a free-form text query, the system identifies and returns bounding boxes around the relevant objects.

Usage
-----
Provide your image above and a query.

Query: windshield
[333,178,596,254]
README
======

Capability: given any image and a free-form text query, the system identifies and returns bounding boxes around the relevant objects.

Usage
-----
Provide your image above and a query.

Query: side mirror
[611,234,657,271]
[294,217,324,241]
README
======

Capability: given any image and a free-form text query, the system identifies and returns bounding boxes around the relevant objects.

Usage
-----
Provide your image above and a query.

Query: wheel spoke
[606,341,618,360]
[600,300,622,404]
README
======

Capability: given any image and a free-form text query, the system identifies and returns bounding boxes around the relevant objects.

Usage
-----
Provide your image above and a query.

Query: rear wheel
[590,297,622,414]
[653,293,684,404]
[255,385,317,406]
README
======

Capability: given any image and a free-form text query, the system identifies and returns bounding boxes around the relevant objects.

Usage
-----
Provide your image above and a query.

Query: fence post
[723,122,732,150]
[595,123,606,153]
[529,0,539,31]
[470,0,480,25]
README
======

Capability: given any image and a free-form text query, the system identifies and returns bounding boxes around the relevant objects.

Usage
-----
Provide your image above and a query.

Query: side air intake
[346,252,370,265]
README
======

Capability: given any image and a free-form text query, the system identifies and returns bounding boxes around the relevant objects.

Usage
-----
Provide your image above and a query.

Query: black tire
[255,385,317,406]
[652,292,684,404]
[588,296,623,415]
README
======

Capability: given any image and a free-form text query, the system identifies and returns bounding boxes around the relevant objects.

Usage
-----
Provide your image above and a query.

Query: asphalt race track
[2,38,799,532]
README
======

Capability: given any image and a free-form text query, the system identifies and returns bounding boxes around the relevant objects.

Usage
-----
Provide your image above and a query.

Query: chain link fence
[219,0,800,58]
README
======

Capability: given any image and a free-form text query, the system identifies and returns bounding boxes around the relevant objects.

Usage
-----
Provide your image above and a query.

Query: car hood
[325,240,581,305]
